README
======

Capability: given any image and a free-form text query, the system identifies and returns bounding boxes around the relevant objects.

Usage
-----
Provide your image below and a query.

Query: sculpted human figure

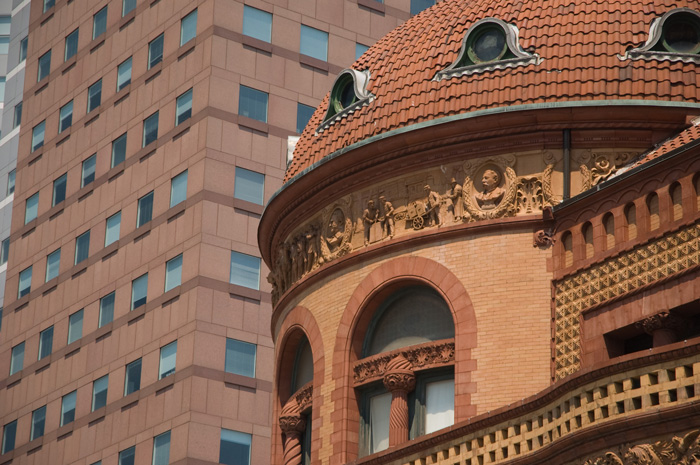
[447,178,463,221]
[326,209,345,252]
[475,169,505,210]
[378,195,395,238]
[304,225,320,274]
[424,185,442,227]
[363,199,379,246]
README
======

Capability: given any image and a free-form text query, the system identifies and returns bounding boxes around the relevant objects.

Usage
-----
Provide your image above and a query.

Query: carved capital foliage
[517,175,544,214]
[294,383,313,413]
[554,224,700,380]
[279,414,307,435]
[581,430,700,465]
[353,341,455,385]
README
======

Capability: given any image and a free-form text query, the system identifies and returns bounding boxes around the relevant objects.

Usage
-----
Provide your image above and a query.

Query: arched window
[670,182,683,221]
[280,334,314,465]
[603,213,615,250]
[562,231,573,267]
[582,222,594,259]
[625,203,637,241]
[292,337,314,393]
[358,286,455,456]
[647,193,660,231]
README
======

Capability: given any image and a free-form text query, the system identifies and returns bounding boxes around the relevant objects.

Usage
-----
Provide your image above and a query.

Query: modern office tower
[0,0,424,464]
[0,0,26,323]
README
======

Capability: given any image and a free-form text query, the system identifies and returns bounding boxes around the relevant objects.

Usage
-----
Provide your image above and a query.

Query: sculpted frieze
[580,430,700,465]
[268,152,569,305]
[576,150,639,193]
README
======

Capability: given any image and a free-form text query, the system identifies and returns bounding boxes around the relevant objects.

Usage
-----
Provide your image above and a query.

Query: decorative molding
[635,311,687,336]
[582,430,700,465]
[553,223,700,380]
[462,155,518,221]
[534,228,555,248]
[294,382,313,413]
[353,340,455,386]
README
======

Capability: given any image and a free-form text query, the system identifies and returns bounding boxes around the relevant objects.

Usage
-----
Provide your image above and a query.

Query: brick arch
[273,306,325,465]
[329,256,477,463]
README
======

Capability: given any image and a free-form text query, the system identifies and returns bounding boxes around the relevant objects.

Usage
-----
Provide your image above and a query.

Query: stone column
[382,355,416,447]
[279,401,306,465]
[636,311,685,347]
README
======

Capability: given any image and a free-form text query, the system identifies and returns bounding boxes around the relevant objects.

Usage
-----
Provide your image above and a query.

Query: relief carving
[577,151,637,193]
[321,200,354,260]
[517,175,544,214]
[534,229,555,248]
[582,430,700,465]
[353,341,455,385]
[542,151,561,206]
[462,156,518,221]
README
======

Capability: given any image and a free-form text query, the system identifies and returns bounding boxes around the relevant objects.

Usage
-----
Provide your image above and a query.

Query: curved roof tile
[287,0,700,182]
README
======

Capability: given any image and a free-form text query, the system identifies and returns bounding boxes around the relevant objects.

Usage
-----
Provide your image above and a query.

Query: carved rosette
[582,430,700,465]
[462,155,518,221]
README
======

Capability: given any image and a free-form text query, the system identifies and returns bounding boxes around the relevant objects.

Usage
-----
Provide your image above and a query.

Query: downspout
[563,129,571,200]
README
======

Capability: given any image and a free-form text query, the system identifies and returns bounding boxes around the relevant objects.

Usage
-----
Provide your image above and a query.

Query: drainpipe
[563,129,571,200]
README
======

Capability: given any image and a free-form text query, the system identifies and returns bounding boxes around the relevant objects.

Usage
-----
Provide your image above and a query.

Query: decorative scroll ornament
[353,341,455,385]
[517,175,544,214]
[577,151,635,193]
[462,155,518,221]
[583,430,700,465]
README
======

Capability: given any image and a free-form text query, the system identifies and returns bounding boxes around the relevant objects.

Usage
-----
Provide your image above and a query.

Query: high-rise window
[32,121,45,152]
[10,342,24,375]
[122,0,136,16]
[0,77,5,99]
[152,431,171,465]
[1,420,16,454]
[45,249,61,281]
[92,375,108,411]
[0,18,8,55]
[53,173,67,205]
[410,0,435,15]
[219,429,251,465]
[82,154,96,187]
[61,391,77,425]
[38,326,54,359]
[230,251,261,290]
[117,57,132,91]
[159,341,177,379]
[13,102,21,128]
[93,7,108,39]
[243,6,272,42]
[0,238,9,265]
[234,168,264,205]
[18,267,32,298]
[59,101,73,133]
[148,34,164,69]
[124,358,141,395]
[356,43,369,59]
[25,193,39,224]
[170,170,188,207]
[19,37,28,62]
[180,9,197,46]
[6,169,14,196]
[38,50,51,81]
[296,103,315,133]
[75,230,90,264]
[88,79,102,112]
[131,273,148,309]
[105,212,121,246]
[142,112,159,146]
[43,0,55,12]
[112,133,127,167]
[175,89,193,125]
[165,254,182,291]
[30,406,46,440]
[225,339,256,377]
[238,86,268,122]
[119,446,135,465]
[137,191,154,227]
[300,25,328,61]
[65,29,79,61]
[99,292,115,327]
[68,309,84,344]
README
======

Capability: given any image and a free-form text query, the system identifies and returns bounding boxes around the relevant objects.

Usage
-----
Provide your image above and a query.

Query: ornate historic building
[258,1,700,465]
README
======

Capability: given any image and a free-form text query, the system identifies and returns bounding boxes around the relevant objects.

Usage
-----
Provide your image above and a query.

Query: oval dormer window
[468,24,508,63]
[331,73,358,115]
[318,69,373,132]
[660,12,700,54]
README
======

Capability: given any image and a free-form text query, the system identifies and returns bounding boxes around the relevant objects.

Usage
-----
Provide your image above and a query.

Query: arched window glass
[292,336,313,393]
[670,182,683,221]
[647,193,660,231]
[583,222,594,259]
[562,231,573,267]
[363,287,454,357]
[603,213,615,250]
[625,203,637,241]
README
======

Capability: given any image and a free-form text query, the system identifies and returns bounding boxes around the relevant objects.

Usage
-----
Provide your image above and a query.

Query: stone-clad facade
[259,1,700,465]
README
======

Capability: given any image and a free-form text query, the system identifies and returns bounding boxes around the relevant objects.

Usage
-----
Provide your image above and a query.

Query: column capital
[383,355,416,393]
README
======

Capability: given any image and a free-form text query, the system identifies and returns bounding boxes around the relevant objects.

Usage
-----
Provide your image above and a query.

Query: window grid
[82,154,97,187]
[30,406,46,440]
[93,7,108,40]
[92,375,108,411]
[180,9,197,46]
[99,292,115,327]
[53,173,67,206]
[117,57,132,91]
[131,273,148,309]
[65,29,79,61]
[300,25,328,61]
[18,266,31,298]
[75,230,90,265]
[112,133,127,167]
[152,431,171,465]
[32,121,45,152]
[88,79,102,113]
[124,358,142,396]
[38,50,51,81]
[225,339,257,378]
[10,342,24,375]
[176,89,193,125]
[59,101,73,133]
[68,309,84,344]
[159,341,177,379]
[45,249,60,282]
[243,6,272,43]
[105,212,121,246]
[143,112,159,146]
[25,193,38,224]
[219,429,252,465]
[38,326,54,360]
[137,191,154,227]
[165,254,182,292]
[170,170,188,207]
[238,86,268,123]
[148,34,164,69]
[61,391,77,426]
[230,251,261,290]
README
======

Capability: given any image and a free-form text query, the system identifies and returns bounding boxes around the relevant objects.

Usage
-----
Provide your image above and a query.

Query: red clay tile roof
[619,122,700,173]
[286,0,700,183]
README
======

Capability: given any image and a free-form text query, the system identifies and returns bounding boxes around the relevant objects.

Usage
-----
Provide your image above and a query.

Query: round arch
[329,256,477,463]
